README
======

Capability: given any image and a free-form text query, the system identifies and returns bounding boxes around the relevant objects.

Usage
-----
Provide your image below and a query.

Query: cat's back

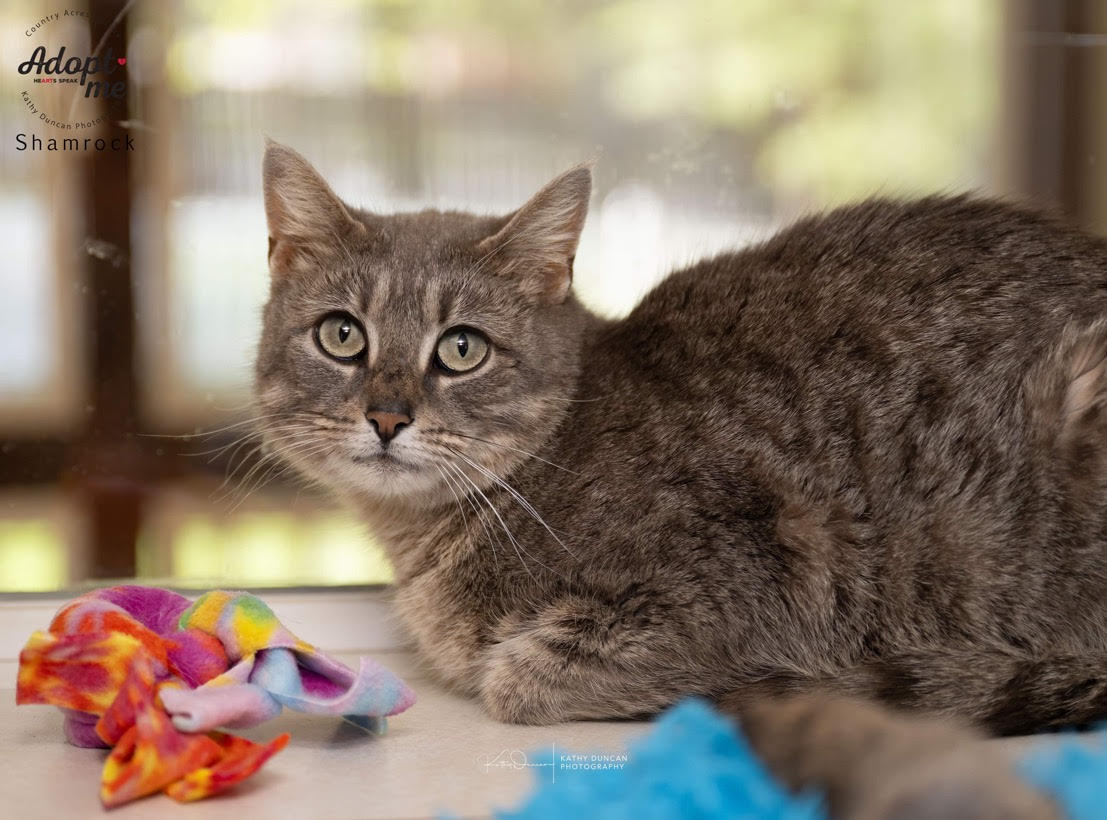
[564,195,1107,536]
[597,195,1107,392]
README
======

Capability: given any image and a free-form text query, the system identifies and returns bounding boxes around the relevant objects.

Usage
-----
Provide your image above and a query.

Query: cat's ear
[478,164,592,304]
[262,139,366,276]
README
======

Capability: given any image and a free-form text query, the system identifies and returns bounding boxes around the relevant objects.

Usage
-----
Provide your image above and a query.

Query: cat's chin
[351,452,410,467]
[312,450,446,504]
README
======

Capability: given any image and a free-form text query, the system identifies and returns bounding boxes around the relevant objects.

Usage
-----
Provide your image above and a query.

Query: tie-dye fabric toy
[16,585,415,808]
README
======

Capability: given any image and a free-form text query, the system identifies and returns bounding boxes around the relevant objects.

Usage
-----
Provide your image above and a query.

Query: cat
[253,140,1107,817]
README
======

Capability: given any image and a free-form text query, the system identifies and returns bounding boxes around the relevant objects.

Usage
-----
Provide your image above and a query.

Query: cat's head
[254,141,591,503]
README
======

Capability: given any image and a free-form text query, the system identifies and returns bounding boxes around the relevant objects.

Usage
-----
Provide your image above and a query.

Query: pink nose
[366,410,412,443]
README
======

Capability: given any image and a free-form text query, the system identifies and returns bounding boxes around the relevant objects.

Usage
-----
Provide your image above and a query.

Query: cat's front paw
[479,631,570,725]
[479,596,678,723]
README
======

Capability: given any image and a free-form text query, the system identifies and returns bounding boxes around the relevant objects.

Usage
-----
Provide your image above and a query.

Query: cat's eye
[435,327,489,374]
[315,314,367,361]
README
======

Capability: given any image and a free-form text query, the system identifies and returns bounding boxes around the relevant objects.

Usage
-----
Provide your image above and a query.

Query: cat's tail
[722,645,1107,737]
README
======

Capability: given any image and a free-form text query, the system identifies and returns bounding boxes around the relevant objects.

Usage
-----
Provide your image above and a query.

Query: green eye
[435,327,489,374]
[316,314,367,360]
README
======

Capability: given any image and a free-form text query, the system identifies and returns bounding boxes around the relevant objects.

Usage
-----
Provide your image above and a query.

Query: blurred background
[0,0,1103,592]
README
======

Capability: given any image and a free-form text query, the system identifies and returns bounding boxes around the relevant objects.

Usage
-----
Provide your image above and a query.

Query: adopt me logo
[14,8,134,152]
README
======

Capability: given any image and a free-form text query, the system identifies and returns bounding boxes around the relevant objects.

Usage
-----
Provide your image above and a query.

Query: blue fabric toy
[1021,730,1107,819]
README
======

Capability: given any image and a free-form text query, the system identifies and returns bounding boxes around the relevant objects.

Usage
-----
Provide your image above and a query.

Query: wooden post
[1002,0,1107,234]
[74,0,142,579]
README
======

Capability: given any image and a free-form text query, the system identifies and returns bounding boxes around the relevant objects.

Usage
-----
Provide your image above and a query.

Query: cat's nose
[366,407,413,444]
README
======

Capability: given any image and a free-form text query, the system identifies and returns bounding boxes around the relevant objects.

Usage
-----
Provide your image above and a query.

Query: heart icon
[117,57,126,65]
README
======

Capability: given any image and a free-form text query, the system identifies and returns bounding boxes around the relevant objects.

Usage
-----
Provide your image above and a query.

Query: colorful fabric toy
[16,585,415,809]
[496,699,1107,820]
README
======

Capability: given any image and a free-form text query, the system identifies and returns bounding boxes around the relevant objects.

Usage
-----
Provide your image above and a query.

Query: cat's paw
[479,596,679,723]
[479,630,569,725]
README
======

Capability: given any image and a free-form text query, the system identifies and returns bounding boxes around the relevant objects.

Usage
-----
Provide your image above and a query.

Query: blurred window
[1,0,1010,591]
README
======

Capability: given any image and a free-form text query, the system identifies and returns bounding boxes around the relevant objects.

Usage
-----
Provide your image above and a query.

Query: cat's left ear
[478,164,592,304]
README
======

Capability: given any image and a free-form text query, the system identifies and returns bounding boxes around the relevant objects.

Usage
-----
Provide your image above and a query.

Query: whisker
[210,427,323,481]
[218,412,351,503]
[435,464,496,566]
[213,431,271,469]
[442,462,505,566]
[446,460,546,580]
[223,438,335,511]
[183,422,320,461]
[137,412,320,440]
[181,432,262,459]
[218,435,316,502]
[218,450,279,508]
[209,439,267,499]
[442,432,580,476]
[231,456,302,510]
[449,448,577,561]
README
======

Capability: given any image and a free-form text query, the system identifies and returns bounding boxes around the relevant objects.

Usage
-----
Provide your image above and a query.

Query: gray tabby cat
[255,140,1107,817]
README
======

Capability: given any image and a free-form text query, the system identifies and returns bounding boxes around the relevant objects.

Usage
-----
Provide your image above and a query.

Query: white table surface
[6,644,1095,819]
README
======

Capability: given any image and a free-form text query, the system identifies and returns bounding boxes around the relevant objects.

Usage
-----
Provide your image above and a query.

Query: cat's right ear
[477,164,592,304]
[262,139,367,276]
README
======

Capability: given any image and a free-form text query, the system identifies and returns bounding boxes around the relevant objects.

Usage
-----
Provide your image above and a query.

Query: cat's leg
[735,693,1058,820]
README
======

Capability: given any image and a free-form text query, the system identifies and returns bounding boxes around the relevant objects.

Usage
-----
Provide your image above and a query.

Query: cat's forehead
[359,208,505,259]
[281,207,525,332]
[352,211,494,293]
